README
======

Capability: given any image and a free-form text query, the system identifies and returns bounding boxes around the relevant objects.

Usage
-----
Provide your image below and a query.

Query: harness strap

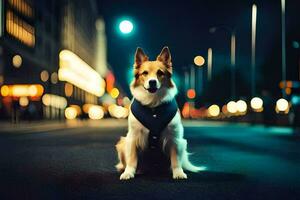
[131,98,178,149]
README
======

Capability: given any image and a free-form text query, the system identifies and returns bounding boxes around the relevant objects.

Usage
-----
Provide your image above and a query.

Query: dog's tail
[181,150,207,173]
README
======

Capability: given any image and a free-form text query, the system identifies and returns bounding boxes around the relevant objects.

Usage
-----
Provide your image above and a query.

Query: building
[0,0,107,121]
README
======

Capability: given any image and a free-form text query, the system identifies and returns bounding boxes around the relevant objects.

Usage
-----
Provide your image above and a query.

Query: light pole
[281,0,286,97]
[209,25,236,99]
[251,4,257,97]
[207,48,213,81]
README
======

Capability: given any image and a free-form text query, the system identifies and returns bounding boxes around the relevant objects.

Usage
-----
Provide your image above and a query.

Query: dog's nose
[149,80,157,88]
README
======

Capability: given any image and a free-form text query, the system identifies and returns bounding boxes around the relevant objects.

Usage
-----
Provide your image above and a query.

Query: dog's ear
[157,46,172,75]
[134,47,148,68]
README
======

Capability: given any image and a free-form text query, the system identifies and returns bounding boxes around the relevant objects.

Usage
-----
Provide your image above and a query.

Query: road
[0,119,300,200]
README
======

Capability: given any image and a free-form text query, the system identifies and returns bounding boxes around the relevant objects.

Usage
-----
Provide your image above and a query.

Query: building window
[8,0,34,19]
[6,10,35,47]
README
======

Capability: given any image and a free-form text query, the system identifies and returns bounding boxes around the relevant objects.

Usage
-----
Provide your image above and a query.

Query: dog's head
[133,46,174,93]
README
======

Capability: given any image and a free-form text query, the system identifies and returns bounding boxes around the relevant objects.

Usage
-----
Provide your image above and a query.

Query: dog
[115,46,205,180]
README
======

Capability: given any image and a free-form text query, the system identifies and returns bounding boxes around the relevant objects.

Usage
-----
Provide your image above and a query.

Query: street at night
[1,119,300,199]
[1,0,300,199]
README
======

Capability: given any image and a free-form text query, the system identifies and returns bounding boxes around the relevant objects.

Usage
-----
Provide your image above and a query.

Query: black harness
[131,98,178,172]
[131,98,178,148]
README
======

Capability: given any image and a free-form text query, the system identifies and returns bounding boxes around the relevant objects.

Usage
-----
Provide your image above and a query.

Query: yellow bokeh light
[42,94,67,109]
[250,97,263,110]
[1,85,9,96]
[276,98,289,112]
[110,88,120,99]
[88,105,104,120]
[65,107,77,120]
[12,55,22,68]
[208,104,220,117]
[51,72,58,84]
[19,96,29,107]
[40,70,49,82]
[227,101,237,114]
[64,83,73,97]
[194,56,205,67]
[236,100,247,113]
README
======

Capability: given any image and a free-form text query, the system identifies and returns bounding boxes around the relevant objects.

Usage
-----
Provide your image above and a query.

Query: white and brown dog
[115,46,205,180]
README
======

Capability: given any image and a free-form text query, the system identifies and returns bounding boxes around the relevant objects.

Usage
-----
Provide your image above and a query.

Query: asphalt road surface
[1,119,300,200]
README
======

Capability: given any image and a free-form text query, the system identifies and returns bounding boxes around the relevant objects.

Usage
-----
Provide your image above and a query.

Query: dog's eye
[157,70,165,77]
[141,71,148,76]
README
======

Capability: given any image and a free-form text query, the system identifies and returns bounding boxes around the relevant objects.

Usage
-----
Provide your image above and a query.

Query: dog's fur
[115,47,205,180]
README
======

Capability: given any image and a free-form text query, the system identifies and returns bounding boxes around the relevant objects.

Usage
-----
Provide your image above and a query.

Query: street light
[119,20,134,34]
[209,25,236,99]
[251,4,257,97]
[281,0,286,97]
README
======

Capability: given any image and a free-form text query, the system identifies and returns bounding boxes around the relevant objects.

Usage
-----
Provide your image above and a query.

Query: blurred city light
[187,89,196,99]
[64,83,73,97]
[194,56,205,67]
[276,98,289,112]
[65,107,77,120]
[108,104,129,118]
[50,72,58,84]
[119,20,133,34]
[58,49,105,97]
[292,41,300,49]
[182,102,190,118]
[42,94,67,109]
[227,101,237,114]
[19,97,29,107]
[110,88,120,99]
[208,104,220,117]
[0,84,44,97]
[88,105,104,120]
[250,97,263,111]
[236,100,247,113]
[40,70,49,82]
[106,71,115,92]
[122,96,131,106]
[12,55,22,68]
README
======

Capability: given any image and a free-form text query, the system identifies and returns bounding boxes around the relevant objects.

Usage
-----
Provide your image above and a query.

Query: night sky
[99,0,300,104]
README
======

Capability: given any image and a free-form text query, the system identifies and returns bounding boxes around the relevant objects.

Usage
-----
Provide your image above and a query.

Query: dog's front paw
[120,166,136,180]
[172,167,187,179]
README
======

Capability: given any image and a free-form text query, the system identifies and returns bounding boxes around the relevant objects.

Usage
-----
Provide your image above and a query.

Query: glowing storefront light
[0,84,44,97]
[58,50,105,97]
[42,94,67,109]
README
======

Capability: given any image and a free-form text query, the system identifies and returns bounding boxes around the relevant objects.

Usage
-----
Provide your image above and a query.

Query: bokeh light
[276,98,289,112]
[12,55,22,68]
[65,107,77,119]
[119,20,133,34]
[194,56,205,67]
[250,97,263,110]
[208,104,220,117]
[236,100,247,113]
[187,89,196,99]
[227,101,237,114]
